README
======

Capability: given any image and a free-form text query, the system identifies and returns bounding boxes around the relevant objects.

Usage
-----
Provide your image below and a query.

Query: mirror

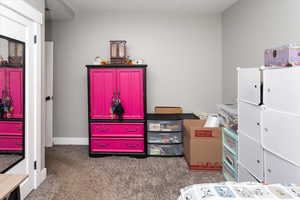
[0,35,25,173]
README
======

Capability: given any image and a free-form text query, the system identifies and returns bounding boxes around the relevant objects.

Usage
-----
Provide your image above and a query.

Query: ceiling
[46,0,239,21]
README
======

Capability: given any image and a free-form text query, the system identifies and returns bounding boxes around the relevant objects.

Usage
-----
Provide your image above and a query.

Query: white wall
[222,0,300,103]
[51,12,223,138]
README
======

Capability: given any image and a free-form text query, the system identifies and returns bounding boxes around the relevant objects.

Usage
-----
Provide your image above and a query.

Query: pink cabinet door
[6,68,23,118]
[90,69,116,119]
[116,69,144,119]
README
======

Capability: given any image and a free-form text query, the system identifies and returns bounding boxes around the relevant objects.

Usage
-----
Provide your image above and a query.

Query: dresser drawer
[148,132,182,144]
[0,121,23,136]
[91,123,144,137]
[0,136,23,151]
[148,120,182,132]
[91,138,144,153]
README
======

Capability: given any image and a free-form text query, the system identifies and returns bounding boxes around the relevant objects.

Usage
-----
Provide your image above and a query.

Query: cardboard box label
[195,130,213,137]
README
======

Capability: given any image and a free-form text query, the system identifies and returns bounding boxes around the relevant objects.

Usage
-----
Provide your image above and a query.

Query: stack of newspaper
[178,182,300,200]
[217,104,238,131]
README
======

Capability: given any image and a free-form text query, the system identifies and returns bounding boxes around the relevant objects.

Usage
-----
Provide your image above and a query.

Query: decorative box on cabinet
[86,65,147,157]
[237,66,300,184]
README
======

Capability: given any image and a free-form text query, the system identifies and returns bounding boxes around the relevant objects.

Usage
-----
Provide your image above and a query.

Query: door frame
[0,0,45,198]
[45,41,53,147]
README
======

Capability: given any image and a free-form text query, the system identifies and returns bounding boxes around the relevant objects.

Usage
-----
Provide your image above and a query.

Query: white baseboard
[53,137,88,145]
[40,168,47,183]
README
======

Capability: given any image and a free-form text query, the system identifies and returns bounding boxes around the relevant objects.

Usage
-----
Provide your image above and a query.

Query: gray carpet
[26,145,224,200]
[0,154,23,173]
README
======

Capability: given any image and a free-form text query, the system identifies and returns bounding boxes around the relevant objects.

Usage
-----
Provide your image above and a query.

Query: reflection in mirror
[0,35,25,173]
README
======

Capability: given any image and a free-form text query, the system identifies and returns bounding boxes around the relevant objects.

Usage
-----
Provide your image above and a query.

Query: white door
[264,150,300,184]
[0,1,43,199]
[238,101,262,143]
[45,41,53,147]
[262,108,300,167]
[237,67,261,105]
[238,131,264,181]
[263,67,300,115]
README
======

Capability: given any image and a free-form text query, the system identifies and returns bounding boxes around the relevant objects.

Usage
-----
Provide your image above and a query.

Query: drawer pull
[96,128,111,132]
[125,128,138,132]
[99,143,109,147]
[126,143,139,148]
[257,160,260,164]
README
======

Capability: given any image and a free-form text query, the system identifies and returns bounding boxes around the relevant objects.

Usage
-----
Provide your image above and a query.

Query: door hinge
[34,161,37,170]
[34,35,37,44]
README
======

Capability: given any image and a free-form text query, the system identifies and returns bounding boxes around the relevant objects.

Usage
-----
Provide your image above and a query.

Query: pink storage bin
[91,138,144,153]
[0,136,23,151]
[265,44,300,67]
[0,121,23,136]
[91,123,144,137]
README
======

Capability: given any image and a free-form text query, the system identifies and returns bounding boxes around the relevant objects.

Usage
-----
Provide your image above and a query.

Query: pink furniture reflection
[0,68,24,153]
[87,65,147,157]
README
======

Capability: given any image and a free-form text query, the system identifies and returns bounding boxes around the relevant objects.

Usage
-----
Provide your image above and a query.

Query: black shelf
[147,113,199,120]
[0,64,24,68]
[90,119,145,123]
[90,152,146,158]
[86,64,147,68]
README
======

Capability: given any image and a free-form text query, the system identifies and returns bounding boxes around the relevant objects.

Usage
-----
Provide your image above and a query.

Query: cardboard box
[155,106,183,114]
[184,119,222,171]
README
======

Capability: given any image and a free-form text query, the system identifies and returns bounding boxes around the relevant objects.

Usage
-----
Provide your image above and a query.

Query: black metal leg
[8,186,21,200]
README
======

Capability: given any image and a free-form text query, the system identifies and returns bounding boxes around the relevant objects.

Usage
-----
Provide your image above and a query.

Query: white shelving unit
[237,66,300,184]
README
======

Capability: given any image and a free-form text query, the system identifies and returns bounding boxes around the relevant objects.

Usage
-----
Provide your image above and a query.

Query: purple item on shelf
[264,44,300,67]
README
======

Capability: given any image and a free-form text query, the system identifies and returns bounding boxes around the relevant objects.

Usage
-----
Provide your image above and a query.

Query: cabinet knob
[257,160,260,164]
[267,88,271,93]
[268,169,272,173]
[264,128,268,132]
[254,85,257,88]
[256,122,260,126]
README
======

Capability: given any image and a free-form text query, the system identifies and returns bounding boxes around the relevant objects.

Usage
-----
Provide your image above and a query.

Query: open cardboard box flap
[183,119,221,139]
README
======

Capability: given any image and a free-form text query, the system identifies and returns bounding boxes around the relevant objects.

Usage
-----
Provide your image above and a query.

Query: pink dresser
[87,65,147,157]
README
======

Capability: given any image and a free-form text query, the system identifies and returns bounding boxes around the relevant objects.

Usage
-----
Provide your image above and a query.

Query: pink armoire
[86,65,147,157]
[0,68,24,153]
